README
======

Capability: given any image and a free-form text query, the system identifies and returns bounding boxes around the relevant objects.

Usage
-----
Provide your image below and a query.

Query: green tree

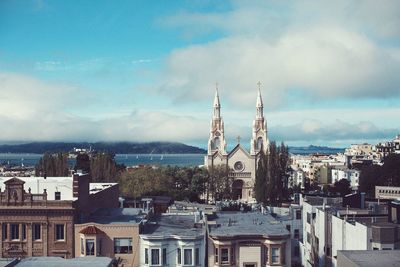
[35,152,69,177]
[255,148,268,205]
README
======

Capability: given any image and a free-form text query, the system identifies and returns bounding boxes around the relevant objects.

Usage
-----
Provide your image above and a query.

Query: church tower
[250,82,269,155]
[207,86,227,155]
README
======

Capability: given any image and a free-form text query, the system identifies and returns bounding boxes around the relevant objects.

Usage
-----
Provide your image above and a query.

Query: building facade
[0,177,74,259]
[140,214,205,267]
[204,85,269,202]
[207,212,291,267]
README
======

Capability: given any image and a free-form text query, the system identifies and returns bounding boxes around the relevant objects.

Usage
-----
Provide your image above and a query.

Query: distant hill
[0,142,206,154]
[288,145,344,155]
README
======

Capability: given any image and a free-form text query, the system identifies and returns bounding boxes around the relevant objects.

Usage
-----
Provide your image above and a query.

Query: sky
[0,0,399,149]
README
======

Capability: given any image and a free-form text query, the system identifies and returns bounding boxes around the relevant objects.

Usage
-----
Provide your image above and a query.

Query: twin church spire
[207,83,269,156]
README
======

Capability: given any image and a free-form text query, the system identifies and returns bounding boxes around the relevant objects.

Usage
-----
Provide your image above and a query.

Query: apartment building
[0,174,119,259]
[207,212,291,267]
[140,214,205,267]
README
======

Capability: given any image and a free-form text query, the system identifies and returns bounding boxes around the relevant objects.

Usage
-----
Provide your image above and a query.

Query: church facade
[204,85,269,202]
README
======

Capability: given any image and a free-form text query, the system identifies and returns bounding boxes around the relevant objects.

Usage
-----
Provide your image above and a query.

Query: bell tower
[250,82,269,155]
[207,84,227,155]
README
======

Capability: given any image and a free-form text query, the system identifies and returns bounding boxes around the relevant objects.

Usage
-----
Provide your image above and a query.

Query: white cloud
[155,0,400,108]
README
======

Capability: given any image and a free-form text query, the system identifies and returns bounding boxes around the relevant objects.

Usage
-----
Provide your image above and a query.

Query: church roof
[227,144,253,159]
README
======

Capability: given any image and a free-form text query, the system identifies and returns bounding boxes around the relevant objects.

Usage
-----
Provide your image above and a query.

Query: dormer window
[55,191,61,200]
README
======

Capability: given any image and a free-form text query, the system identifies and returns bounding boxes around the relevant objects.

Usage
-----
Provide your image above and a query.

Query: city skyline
[1,0,400,147]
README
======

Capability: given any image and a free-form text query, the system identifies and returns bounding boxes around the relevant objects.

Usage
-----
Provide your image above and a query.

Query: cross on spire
[237,135,241,144]
[257,81,261,90]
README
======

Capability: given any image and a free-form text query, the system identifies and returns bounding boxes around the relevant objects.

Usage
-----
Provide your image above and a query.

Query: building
[0,177,75,259]
[75,208,145,267]
[204,85,269,202]
[337,250,400,267]
[267,204,303,265]
[140,214,205,267]
[207,212,291,267]
[375,186,400,200]
[0,174,119,259]
[331,167,360,188]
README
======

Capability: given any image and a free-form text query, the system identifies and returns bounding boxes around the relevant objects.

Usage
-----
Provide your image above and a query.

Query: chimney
[360,192,365,209]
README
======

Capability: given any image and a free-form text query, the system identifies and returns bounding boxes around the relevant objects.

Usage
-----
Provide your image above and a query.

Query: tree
[332,179,352,196]
[255,148,268,205]
[255,141,290,206]
[359,154,400,197]
[35,152,69,177]
[90,152,123,182]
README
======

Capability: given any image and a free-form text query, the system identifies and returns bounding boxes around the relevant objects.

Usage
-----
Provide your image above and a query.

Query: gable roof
[228,144,252,159]
[4,177,25,185]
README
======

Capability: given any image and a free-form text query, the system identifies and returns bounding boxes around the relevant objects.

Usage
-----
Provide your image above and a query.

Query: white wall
[140,237,205,267]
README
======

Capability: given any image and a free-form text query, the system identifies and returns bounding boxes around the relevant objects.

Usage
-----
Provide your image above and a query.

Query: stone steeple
[250,82,269,155]
[207,85,227,155]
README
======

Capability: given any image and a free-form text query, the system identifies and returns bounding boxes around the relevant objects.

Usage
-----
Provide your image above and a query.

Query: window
[177,248,182,264]
[114,238,132,254]
[2,224,7,241]
[33,224,41,240]
[195,248,200,265]
[81,238,84,255]
[307,232,311,244]
[162,248,167,265]
[55,224,64,240]
[271,247,280,264]
[86,239,95,255]
[145,248,149,264]
[294,229,299,239]
[184,249,192,265]
[11,224,19,240]
[221,248,229,263]
[151,249,160,265]
[22,224,26,240]
[286,225,291,232]
[265,246,269,264]
[307,213,311,224]
[214,247,218,263]
[296,210,301,220]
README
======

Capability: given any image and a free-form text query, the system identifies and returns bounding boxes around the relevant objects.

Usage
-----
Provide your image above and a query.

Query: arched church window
[257,137,263,150]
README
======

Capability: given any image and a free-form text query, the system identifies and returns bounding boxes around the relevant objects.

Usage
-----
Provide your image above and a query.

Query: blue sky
[0,0,399,148]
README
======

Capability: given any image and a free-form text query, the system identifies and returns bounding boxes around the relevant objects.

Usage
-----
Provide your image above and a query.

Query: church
[204,84,269,203]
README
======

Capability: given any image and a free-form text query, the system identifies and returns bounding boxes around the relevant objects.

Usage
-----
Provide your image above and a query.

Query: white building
[140,214,205,267]
[204,85,269,202]
[331,168,360,188]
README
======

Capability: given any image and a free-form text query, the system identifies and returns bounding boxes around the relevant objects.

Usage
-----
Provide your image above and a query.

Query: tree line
[35,143,292,204]
[359,154,400,197]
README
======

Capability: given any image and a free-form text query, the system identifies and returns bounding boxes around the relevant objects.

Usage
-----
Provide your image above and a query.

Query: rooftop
[15,257,113,267]
[338,250,400,267]
[84,208,145,224]
[208,212,289,238]
[0,176,74,200]
[141,214,204,238]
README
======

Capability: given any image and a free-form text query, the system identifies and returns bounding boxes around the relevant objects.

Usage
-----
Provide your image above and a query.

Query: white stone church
[204,84,269,202]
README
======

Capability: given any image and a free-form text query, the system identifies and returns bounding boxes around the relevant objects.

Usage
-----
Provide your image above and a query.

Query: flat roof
[208,212,289,238]
[338,250,400,267]
[0,176,74,200]
[141,214,204,238]
[84,208,144,224]
[16,256,113,267]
